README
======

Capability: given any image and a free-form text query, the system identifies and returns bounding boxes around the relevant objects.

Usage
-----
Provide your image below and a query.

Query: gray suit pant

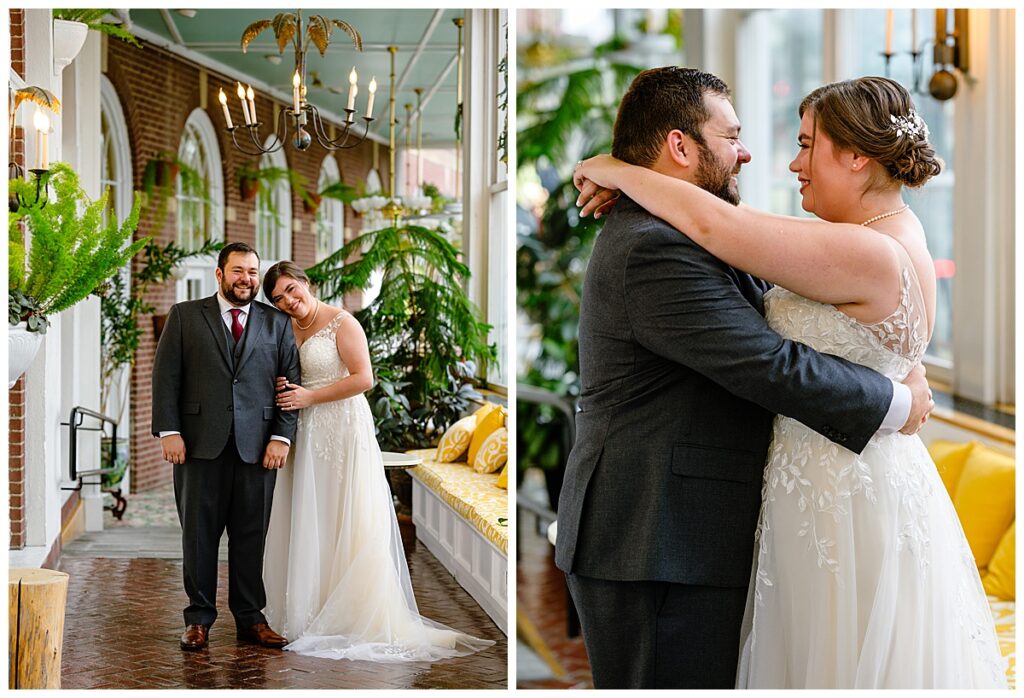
[174,438,276,628]
[566,572,747,689]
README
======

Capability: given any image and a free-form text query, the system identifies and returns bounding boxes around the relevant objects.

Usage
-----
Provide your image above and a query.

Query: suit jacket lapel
[235,302,266,374]
[201,294,233,368]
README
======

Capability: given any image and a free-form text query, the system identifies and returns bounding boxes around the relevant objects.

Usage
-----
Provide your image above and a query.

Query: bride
[260,261,493,662]
[574,76,1005,688]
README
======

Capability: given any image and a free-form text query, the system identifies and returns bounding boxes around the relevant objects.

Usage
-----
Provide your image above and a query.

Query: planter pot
[239,177,259,202]
[152,314,168,342]
[153,161,180,189]
[9,322,44,388]
[52,19,88,75]
[303,193,322,215]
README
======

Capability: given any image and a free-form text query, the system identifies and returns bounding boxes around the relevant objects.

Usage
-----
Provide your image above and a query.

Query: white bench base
[411,477,507,635]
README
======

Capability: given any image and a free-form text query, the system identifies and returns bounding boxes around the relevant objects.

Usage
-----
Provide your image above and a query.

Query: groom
[555,67,934,688]
[152,241,301,651]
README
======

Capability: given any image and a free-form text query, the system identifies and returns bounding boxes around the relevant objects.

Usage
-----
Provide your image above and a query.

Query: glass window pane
[842,9,954,364]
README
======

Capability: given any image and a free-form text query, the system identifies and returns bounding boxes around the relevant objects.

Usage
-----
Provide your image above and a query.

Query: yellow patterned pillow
[474,401,499,422]
[983,521,1015,601]
[928,439,976,499]
[435,414,477,462]
[496,464,508,489]
[468,406,505,465]
[473,427,508,474]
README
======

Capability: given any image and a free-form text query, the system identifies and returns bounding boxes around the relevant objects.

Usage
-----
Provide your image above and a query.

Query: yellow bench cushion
[990,597,1016,688]
[928,439,976,499]
[984,522,1015,601]
[953,444,1015,569]
[407,449,508,554]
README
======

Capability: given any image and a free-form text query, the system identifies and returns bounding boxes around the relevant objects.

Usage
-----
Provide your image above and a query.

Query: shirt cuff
[158,431,180,438]
[270,435,291,446]
[878,381,912,434]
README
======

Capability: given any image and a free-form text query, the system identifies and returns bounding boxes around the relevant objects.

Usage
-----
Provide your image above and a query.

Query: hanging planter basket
[52,19,88,75]
[9,322,44,388]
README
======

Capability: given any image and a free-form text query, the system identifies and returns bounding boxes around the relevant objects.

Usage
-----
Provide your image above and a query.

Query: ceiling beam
[159,9,185,45]
[395,9,445,92]
[396,53,457,141]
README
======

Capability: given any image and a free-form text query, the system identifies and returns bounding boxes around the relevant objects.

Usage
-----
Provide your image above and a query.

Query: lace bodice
[298,312,349,389]
[764,263,928,381]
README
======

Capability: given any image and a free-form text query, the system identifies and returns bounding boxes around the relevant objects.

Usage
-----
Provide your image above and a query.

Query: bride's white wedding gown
[737,257,1007,688]
[263,312,494,661]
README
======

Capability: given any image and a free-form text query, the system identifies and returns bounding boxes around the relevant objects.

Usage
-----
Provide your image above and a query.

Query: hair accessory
[889,110,929,140]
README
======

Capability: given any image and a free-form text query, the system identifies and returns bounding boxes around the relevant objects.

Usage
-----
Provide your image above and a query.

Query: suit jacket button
[233,379,239,384]
[227,404,233,411]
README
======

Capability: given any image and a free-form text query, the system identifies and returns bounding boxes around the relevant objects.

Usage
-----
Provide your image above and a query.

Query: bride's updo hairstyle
[799,76,942,191]
[263,260,313,303]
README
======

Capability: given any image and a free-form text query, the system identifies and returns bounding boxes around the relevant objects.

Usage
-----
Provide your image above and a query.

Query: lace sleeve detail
[858,261,928,366]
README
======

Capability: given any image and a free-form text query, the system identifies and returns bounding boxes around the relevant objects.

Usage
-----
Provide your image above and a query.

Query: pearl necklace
[296,299,321,331]
[860,204,909,226]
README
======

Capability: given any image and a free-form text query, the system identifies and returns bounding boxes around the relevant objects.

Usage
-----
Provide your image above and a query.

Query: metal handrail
[60,406,119,491]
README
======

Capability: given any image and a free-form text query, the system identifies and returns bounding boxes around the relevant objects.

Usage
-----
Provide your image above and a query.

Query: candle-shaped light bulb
[218,88,233,129]
[366,77,377,118]
[911,9,918,52]
[292,70,301,113]
[346,67,358,111]
[237,82,251,125]
[34,109,49,170]
[246,85,257,125]
[885,9,893,55]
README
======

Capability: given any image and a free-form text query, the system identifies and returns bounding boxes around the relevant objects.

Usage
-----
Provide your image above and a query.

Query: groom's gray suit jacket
[555,196,893,588]
[151,294,301,463]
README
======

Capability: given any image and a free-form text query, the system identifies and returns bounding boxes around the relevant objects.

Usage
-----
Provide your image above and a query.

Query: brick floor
[515,516,593,690]
[58,510,506,688]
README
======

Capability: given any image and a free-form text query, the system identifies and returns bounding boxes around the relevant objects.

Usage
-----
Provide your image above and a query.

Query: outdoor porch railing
[60,406,127,518]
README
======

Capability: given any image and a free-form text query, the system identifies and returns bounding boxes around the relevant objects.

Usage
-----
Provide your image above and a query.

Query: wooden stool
[9,568,69,689]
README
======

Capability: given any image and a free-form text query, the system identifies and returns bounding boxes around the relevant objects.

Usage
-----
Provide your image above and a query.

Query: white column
[951,9,1015,405]
[734,11,772,213]
[62,30,106,532]
[17,10,62,565]
[462,10,496,315]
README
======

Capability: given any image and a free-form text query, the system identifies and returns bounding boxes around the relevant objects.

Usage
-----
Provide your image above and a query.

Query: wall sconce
[929,8,969,101]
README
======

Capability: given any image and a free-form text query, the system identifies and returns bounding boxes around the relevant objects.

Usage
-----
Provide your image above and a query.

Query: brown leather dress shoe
[180,624,210,651]
[236,622,288,649]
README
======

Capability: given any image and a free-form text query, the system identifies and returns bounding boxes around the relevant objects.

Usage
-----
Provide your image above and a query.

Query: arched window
[255,142,292,268]
[315,155,344,262]
[176,109,224,301]
[99,76,132,226]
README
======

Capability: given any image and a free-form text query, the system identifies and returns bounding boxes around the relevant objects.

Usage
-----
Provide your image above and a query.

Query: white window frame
[255,141,292,273]
[315,155,344,262]
[175,108,224,302]
[464,9,508,389]
[99,75,133,225]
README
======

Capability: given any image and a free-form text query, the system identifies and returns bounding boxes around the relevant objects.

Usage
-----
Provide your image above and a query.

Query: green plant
[497,21,508,166]
[52,9,141,47]
[141,151,208,234]
[99,238,222,416]
[517,40,643,470]
[9,162,147,334]
[420,182,451,214]
[236,162,314,223]
[307,224,495,450]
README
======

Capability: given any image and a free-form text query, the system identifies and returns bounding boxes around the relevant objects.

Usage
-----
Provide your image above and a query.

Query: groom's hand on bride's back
[900,364,935,435]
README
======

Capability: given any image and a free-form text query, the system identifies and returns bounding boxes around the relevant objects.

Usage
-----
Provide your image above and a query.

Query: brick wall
[105,38,388,492]
[10,8,25,549]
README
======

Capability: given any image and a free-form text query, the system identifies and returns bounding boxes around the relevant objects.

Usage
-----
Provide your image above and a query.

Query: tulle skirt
[737,418,1007,688]
[263,394,494,662]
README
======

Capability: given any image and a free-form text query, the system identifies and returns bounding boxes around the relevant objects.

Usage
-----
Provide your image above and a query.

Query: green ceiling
[127,9,465,146]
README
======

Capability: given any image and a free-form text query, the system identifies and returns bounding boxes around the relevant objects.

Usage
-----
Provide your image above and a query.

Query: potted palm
[307,222,494,450]
[9,162,147,387]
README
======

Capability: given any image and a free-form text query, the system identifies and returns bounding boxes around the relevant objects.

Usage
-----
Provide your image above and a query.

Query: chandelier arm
[228,127,271,156]
[307,106,373,150]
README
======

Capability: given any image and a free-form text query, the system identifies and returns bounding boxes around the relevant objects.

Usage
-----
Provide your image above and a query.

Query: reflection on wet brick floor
[59,552,507,689]
[515,518,593,690]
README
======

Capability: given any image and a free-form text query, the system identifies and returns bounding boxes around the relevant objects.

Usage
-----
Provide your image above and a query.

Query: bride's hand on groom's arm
[276,380,316,411]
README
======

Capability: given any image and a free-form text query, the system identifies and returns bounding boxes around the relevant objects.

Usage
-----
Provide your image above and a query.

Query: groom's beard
[694,144,741,206]
[221,278,258,305]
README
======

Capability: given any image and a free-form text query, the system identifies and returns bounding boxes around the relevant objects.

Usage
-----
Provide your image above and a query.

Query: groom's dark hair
[612,67,731,168]
[217,241,260,271]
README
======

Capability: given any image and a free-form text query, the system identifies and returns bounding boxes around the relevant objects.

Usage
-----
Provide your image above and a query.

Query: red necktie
[229,308,244,343]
